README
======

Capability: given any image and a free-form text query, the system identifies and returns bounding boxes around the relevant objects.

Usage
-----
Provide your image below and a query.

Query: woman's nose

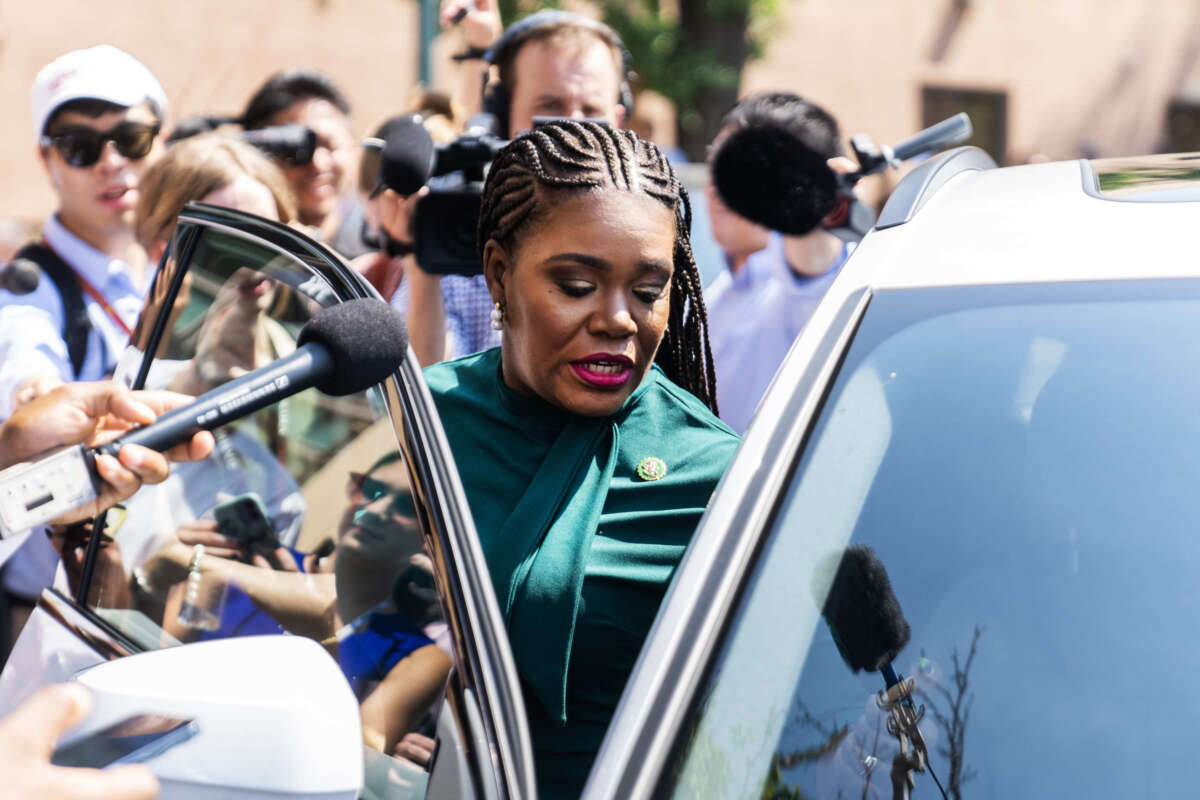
[590,294,638,338]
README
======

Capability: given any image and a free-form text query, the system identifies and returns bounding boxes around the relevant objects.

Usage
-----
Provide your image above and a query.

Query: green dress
[425,348,739,798]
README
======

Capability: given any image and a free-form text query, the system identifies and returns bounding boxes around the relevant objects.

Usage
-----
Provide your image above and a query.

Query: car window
[84,219,450,798]
[661,280,1200,799]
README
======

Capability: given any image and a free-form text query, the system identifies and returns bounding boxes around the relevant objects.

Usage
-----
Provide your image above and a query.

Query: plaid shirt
[390,272,500,358]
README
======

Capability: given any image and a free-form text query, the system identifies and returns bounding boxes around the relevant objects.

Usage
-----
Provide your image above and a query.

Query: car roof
[846,152,1200,291]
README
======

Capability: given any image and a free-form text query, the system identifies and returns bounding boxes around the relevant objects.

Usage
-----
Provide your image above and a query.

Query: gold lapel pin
[636,456,668,481]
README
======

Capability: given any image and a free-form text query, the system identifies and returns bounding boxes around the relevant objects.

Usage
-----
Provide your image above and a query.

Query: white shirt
[0,214,147,420]
[705,233,852,434]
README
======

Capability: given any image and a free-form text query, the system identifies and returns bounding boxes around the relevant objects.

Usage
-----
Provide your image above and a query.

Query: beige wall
[5,0,1199,228]
[744,0,1200,164]
[0,0,422,224]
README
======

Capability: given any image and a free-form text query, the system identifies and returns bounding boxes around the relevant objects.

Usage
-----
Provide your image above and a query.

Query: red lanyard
[41,239,133,337]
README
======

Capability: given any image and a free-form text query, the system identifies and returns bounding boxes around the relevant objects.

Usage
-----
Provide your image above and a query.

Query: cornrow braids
[477,119,719,414]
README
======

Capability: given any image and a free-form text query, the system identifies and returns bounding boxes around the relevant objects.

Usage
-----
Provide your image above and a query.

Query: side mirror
[69,635,363,798]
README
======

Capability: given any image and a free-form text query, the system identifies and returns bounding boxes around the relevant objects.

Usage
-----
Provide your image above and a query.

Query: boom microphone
[819,545,911,683]
[711,122,844,237]
[0,298,408,537]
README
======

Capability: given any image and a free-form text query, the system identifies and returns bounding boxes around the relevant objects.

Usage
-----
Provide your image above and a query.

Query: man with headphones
[401,5,637,364]
[441,2,633,138]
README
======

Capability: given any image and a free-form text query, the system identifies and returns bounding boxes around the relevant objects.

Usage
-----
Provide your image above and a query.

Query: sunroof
[1087,152,1200,202]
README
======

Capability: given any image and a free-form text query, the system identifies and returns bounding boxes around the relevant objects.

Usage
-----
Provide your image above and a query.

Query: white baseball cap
[30,45,167,140]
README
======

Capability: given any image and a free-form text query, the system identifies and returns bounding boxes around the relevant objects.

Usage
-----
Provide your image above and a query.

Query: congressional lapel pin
[636,456,667,481]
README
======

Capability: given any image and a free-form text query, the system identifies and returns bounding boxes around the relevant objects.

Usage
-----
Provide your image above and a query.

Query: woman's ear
[482,239,510,305]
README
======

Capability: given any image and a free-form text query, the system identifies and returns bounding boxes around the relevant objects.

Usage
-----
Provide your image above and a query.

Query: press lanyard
[40,239,134,337]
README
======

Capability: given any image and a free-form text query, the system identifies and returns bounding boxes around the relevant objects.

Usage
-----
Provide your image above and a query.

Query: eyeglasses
[40,121,161,167]
[347,472,415,519]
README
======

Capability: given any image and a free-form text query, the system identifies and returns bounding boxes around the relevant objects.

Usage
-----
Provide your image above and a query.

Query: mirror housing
[69,635,363,798]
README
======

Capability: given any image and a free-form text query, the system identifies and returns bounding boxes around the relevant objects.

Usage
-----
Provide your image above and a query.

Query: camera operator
[240,70,367,259]
[394,9,635,363]
[353,114,494,365]
[704,92,856,434]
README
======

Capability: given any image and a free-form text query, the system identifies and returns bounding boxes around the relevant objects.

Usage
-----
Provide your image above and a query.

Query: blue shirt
[0,215,147,419]
[705,234,852,433]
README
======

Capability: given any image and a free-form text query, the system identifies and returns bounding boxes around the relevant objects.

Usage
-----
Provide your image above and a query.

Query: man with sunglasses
[0,44,166,657]
[0,45,166,419]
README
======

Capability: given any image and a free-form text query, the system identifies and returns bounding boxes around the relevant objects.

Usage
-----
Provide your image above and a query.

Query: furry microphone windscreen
[298,298,409,396]
[819,545,912,673]
[380,115,436,197]
[711,122,840,236]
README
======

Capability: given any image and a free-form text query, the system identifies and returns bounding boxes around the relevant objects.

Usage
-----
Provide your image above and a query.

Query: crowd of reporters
[0,1,857,795]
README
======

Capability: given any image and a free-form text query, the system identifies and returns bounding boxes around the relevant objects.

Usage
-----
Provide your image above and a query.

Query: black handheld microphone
[0,298,407,537]
[98,298,407,457]
[0,259,42,296]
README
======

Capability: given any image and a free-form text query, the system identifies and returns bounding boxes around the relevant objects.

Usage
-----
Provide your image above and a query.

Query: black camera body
[412,121,508,276]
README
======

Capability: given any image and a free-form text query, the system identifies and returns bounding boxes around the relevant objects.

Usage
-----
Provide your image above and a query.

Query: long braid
[477,120,719,414]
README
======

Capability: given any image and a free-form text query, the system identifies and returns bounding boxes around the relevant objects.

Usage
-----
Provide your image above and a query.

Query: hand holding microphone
[0,298,408,538]
[0,383,216,531]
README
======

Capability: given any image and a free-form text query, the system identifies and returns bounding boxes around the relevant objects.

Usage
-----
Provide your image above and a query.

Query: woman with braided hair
[424,119,738,797]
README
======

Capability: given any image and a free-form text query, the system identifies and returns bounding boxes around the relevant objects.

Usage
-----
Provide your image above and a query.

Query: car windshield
[663,279,1200,799]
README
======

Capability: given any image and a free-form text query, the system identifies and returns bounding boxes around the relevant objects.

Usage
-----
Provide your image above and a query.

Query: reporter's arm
[360,643,452,754]
[0,382,216,525]
[441,0,502,121]
[404,261,452,366]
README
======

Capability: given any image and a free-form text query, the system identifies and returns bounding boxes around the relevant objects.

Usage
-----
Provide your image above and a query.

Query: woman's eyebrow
[638,259,673,275]
[546,253,611,270]
[546,254,672,274]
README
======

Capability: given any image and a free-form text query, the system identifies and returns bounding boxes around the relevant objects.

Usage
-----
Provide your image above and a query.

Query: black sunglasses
[40,121,160,167]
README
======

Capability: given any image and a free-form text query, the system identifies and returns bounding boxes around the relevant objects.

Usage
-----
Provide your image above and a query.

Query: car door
[0,203,534,799]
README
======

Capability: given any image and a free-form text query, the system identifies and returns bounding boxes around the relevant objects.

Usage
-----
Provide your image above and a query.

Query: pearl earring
[490,301,505,330]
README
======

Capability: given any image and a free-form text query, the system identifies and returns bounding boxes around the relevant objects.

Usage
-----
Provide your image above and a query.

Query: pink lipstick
[570,353,634,388]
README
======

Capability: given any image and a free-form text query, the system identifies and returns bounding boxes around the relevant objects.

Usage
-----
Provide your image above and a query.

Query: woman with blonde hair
[134,134,300,399]
[135,133,296,263]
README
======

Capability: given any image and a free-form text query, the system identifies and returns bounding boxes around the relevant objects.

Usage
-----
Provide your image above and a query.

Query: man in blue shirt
[0,44,167,646]
[704,93,853,434]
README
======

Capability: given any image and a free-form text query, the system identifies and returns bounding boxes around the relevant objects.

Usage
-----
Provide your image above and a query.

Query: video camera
[412,117,508,276]
[167,115,318,168]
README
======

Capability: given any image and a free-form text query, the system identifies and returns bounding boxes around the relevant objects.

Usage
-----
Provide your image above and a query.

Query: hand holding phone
[213,492,278,552]
[0,684,160,800]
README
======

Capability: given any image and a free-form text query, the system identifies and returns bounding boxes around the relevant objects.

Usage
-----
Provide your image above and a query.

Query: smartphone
[51,713,198,768]
[213,492,277,549]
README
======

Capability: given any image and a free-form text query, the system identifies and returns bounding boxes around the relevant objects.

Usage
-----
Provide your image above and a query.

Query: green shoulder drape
[425,348,738,798]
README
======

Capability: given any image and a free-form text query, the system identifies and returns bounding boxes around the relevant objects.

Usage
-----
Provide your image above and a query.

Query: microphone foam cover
[298,298,409,396]
[2,259,42,296]
[711,122,840,236]
[380,115,436,197]
[820,545,911,673]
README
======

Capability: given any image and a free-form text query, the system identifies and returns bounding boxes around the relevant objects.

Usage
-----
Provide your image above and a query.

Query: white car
[6,145,1198,799]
